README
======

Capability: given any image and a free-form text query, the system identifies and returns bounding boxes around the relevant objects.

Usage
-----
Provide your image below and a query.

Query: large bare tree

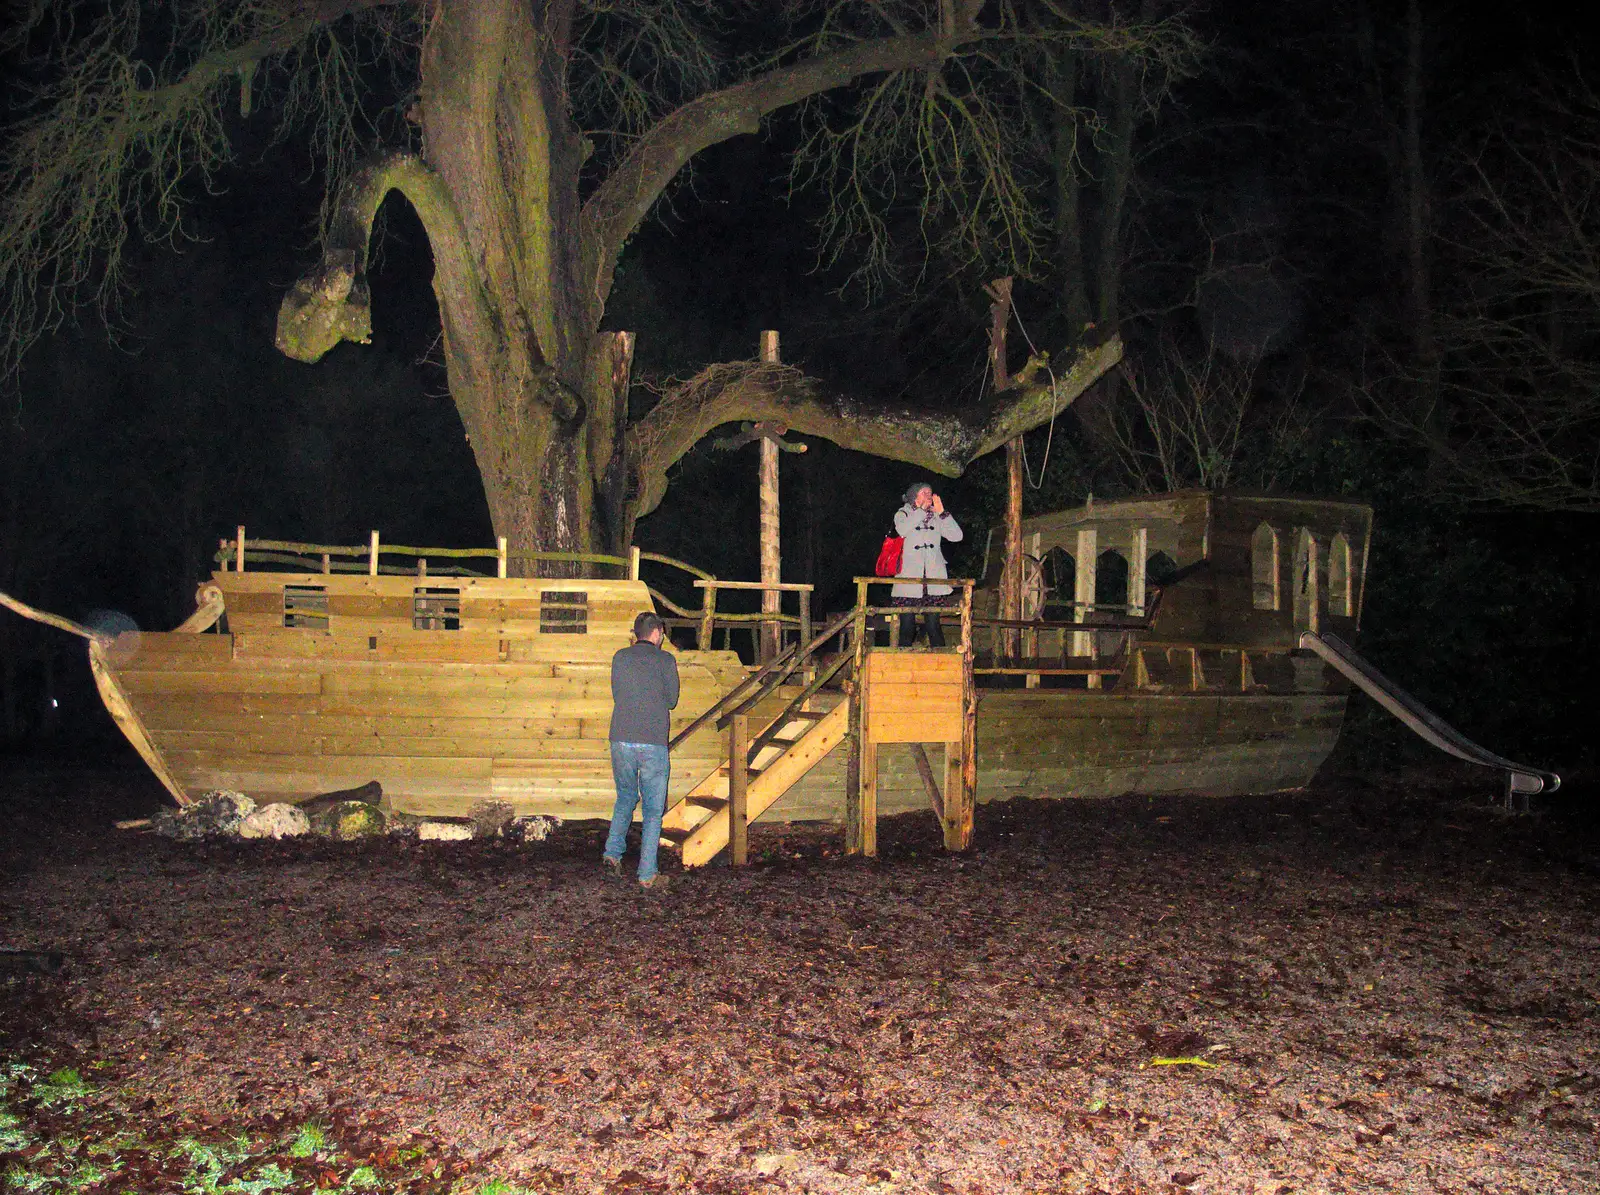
[0,1,1173,562]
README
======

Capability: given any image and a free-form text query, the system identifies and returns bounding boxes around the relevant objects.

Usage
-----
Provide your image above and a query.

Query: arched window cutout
[1043,547,1075,618]
[1251,522,1280,610]
[1147,551,1180,586]
[1329,533,1352,617]
[1096,550,1129,609]
[1292,527,1320,633]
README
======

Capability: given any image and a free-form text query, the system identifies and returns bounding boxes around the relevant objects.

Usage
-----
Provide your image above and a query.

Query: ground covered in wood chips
[2,759,1597,1195]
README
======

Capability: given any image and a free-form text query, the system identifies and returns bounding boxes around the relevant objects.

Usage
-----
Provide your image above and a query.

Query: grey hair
[633,611,666,640]
[904,481,933,504]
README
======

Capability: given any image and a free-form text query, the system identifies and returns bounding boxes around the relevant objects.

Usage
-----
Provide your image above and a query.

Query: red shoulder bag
[874,532,904,577]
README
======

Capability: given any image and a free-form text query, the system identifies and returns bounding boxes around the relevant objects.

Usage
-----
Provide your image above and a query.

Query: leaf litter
[1,760,1598,1193]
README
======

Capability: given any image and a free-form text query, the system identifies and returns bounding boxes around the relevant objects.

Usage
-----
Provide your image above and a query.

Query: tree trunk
[1050,47,1093,339]
[273,1,1128,559]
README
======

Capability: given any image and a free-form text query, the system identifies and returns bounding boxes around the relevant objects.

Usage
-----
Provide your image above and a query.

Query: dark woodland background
[1,0,1594,789]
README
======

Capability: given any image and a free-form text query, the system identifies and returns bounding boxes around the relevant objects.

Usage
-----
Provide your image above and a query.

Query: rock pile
[148,791,561,847]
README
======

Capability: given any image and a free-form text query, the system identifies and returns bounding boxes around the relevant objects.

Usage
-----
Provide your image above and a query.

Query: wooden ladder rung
[684,794,727,811]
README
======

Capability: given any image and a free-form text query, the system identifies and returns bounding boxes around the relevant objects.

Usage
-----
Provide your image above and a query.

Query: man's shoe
[603,856,623,877]
[639,874,669,891]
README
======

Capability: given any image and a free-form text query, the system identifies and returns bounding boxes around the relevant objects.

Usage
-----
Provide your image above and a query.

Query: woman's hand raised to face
[931,493,945,515]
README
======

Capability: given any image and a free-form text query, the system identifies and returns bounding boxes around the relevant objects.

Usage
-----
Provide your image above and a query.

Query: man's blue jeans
[604,741,671,882]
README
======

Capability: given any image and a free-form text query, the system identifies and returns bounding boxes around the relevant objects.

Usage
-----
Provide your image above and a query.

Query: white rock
[418,822,473,842]
[513,814,561,843]
[239,803,311,839]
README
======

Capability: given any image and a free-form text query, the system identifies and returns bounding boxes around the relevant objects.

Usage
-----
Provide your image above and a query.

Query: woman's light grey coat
[891,504,964,598]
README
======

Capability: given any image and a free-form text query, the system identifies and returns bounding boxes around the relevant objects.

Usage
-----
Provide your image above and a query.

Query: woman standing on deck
[892,482,963,647]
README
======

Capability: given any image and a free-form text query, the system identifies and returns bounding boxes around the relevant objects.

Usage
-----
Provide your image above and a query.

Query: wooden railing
[967,585,1167,682]
[211,529,816,658]
[213,527,637,579]
[668,606,857,752]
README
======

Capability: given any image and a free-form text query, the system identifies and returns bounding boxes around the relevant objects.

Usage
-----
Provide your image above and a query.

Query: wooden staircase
[657,581,981,868]
[660,701,849,867]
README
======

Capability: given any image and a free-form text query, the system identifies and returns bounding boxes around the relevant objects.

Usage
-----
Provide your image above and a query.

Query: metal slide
[1299,631,1561,798]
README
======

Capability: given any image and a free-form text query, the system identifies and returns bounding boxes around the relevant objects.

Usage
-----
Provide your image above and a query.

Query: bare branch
[1374,71,1600,511]
[0,0,411,385]
[578,23,1000,328]
[627,336,1122,518]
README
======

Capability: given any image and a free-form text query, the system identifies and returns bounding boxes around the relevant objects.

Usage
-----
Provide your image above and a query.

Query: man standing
[604,611,679,888]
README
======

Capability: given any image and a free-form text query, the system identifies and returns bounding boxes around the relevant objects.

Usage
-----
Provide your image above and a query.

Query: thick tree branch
[627,337,1122,518]
[0,0,405,382]
[578,24,994,328]
[276,151,491,366]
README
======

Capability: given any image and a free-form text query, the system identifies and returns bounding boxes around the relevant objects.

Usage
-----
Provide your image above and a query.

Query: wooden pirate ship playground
[0,490,1560,864]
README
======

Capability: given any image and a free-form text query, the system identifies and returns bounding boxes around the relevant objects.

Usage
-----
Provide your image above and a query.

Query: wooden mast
[986,279,1021,663]
[759,331,782,663]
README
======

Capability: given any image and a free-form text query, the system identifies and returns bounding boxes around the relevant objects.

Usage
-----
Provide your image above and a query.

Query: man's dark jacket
[609,641,680,745]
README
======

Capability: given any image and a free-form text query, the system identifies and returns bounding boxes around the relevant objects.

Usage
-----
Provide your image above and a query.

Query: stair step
[664,699,851,868]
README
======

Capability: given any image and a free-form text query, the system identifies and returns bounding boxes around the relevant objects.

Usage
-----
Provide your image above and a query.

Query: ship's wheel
[1020,554,1046,621]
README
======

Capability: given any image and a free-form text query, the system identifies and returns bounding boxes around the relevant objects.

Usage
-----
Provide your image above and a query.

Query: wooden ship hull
[82,489,1372,831]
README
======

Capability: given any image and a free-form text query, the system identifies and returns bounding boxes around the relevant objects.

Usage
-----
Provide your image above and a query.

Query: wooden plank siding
[113,575,757,814]
[772,689,1347,824]
[108,563,1353,824]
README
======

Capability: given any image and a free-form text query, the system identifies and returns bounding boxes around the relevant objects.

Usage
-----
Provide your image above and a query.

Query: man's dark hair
[633,611,666,641]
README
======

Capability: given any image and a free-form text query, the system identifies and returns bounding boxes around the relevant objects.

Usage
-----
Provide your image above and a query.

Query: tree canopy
[0,0,1200,558]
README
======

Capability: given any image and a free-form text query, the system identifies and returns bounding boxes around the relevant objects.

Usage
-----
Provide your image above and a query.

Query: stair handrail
[743,649,855,762]
[668,606,856,751]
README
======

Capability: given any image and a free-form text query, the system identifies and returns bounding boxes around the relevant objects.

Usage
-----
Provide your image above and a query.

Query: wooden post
[368,531,380,577]
[1128,526,1148,617]
[417,558,427,578]
[851,651,878,860]
[798,588,813,694]
[860,733,878,858]
[235,526,246,574]
[910,743,945,821]
[987,278,1021,664]
[852,579,870,675]
[321,553,331,575]
[759,331,782,663]
[845,678,863,853]
[942,741,962,843]
[846,578,870,854]
[496,536,508,579]
[1025,529,1041,688]
[728,713,749,866]
[699,582,717,651]
[1074,527,1098,687]
[952,580,977,850]
[629,545,641,581]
